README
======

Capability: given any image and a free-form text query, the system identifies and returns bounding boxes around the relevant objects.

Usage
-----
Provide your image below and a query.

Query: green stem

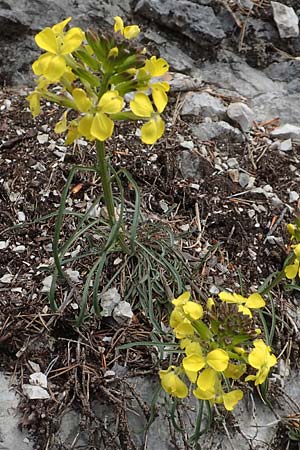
[96,140,115,226]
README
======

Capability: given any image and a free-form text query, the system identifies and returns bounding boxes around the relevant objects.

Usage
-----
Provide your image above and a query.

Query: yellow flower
[284,244,300,280]
[78,90,124,141]
[218,291,265,317]
[183,348,229,373]
[114,16,140,39]
[159,368,188,398]
[144,56,169,77]
[245,339,277,386]
[32,17,84,81]
[222,390,243,411]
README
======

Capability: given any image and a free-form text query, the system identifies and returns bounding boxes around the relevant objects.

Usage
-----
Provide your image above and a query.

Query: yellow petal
[185,341,202,356]
[159,370,188,398]
[32,53,54,76]
[52,17,72,35]
[183,302,203,320]
[219,291,246,304]
[197,368,216,392]
[206,349,229,372]
[169,309,184,329]
[152,84,168,113]
[98,91,124,114]
[182,354,205,372]
[61,27,85,54]
[130,93,153,117]
[78,114,93,139]
[245,293,265,309]
[43,55,67,81]
[285,262,299,279]
[294,244,300,259]
[207,297,215,310]
[238,305,252,317]
[174,321,194,339]
[223,390,243,411]
[123,25,140,39]
[172,291,190,307]
[144,56,169,76]
[224,363,246,380]
[54,111,68,133]
[27,92,40,117]
[140,116,165,145]
[72,88,92,112]
[35,28,58,53]
[193,386,215,400]
[114,16,124,33]
[185,370,198,383]
[91,112,114,141]
[66,122,80,144]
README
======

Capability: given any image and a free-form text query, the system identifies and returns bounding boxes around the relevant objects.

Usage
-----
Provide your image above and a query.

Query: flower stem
[96,140,115,226]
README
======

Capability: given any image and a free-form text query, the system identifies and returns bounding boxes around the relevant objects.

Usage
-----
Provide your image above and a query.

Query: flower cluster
[160,291,277,411]
[27,16,170,145]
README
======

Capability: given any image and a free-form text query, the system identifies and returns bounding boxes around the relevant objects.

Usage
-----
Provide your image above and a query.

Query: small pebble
[289,191,299,203]
[239,172,250,188]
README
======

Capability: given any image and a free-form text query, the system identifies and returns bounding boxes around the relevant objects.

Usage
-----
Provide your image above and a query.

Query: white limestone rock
[181,92,226,119]
[271,124,300,140]
[227,102,255,131]
[271,2,299,38]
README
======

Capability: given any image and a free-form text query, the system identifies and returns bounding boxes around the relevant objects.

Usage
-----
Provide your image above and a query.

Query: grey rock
[238,0,253,9]
[181,92,226,119]
[134,0,225,44]
[200,51,283,98]
[169,73,203,92]
[227,102,255,131]
[112,301,133,324]
[278,138,292,152]
[265,60,300,84]
[271,1,299,38]
[271,124,300,140]
[178,150,201,178]
[227,157,239,168]
[250,91,300,125]
[159,43,195,73]
[0,373,33,449]
[239,172,250,188]
[22,384,50,400]
[245,17,278,41]
[191,121,244,143]
[289,191,299,202]
[100,287,121,317]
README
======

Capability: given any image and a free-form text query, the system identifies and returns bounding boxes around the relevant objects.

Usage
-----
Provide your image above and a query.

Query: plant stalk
[96,140,116,226]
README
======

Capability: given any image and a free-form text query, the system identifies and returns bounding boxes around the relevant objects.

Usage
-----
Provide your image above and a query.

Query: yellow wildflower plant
[160,291,277,413]
[284,244,300,280]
